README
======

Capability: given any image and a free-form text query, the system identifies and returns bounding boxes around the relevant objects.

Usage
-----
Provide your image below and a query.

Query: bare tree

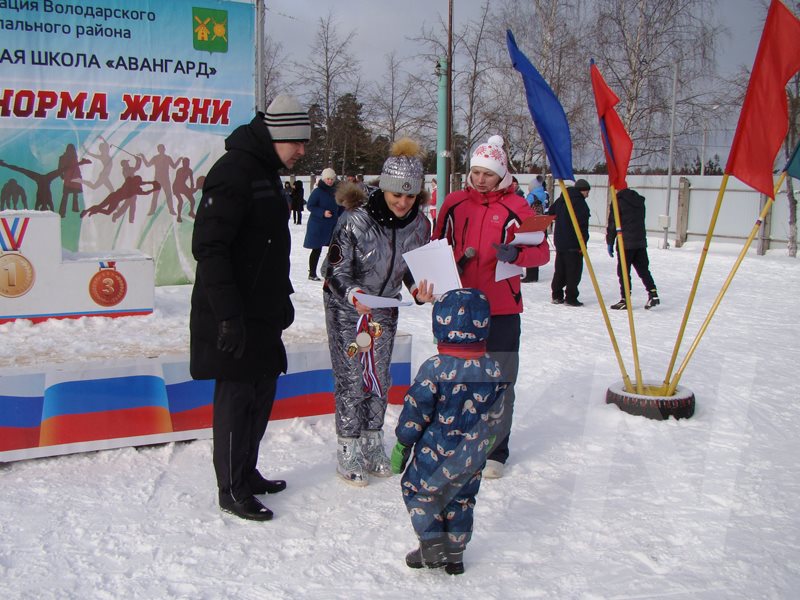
[487,0,592,173]
[589,0,723,168]
[262,36,287,103]
[291,13,359,165]
[365,52,427,143]
[410,2,500,173]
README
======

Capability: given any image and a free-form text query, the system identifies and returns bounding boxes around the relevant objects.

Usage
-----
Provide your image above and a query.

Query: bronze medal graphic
[89,268,128,307]
[0,253,35,298]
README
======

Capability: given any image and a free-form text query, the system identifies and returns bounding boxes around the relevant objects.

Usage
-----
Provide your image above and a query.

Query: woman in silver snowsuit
[322,138,432,486]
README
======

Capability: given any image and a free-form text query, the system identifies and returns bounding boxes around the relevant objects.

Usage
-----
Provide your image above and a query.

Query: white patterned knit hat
[470,135,508,178]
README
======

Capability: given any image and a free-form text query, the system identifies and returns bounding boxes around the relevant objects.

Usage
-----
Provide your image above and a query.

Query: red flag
[590,60,633,190]
[726,0,800,198]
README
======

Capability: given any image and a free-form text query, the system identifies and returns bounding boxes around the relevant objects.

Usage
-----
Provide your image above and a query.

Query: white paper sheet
[495,230,545,281]
[353,292,413,308]
[402,239,463,295]
[510,230,545,246]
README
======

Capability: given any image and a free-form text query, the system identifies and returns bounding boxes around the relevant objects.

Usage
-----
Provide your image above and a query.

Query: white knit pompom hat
[470,135,508,178]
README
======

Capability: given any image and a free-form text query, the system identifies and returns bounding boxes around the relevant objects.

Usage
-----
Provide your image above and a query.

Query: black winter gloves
[217,317,246,359]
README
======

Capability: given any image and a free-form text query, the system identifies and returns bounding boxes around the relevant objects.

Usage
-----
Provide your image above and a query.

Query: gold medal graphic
[0,252,35,298]
[89,266,128,307]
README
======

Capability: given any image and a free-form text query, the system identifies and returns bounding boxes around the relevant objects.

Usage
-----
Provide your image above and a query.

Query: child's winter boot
[445,547,465,575]
[336,436,367,486]
[360,429,393,477]
[645,289,660,310]
[405,537,446,569]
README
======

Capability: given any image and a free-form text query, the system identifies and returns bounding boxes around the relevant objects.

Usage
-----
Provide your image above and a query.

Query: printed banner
[0,0,258,284]
[0,334,413,462]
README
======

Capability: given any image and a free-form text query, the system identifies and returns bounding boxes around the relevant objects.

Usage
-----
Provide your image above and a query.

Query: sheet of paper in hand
[402,239,462,296]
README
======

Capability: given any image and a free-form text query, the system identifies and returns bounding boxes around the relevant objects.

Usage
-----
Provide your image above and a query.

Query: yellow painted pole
[667,173,785,394]
[609,186,643,392]
[660,174,730,393]
[556,179,633,392]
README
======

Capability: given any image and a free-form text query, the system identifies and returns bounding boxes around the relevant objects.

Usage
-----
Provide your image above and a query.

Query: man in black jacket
[605,187,659,310]
[190,95,310,521]
[549,179,591,307]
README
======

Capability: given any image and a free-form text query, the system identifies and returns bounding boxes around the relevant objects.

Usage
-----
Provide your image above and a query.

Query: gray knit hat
[378,137,424,195]
[263,95,311,142]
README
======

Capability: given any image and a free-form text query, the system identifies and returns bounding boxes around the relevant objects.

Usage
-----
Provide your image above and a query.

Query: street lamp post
[700,104,720,176]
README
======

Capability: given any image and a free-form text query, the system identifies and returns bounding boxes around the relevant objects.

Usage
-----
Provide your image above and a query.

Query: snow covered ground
[2,221,799,599]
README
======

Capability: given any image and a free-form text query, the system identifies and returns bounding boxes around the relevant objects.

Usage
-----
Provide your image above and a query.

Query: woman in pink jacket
[433,135,550,478]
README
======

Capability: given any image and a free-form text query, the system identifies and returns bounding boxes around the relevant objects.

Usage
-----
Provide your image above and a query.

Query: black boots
[445,548,464,575]
[219,492,273,521]
[405,538,446,569]
[405,538,465,575]
[645,289,660,309]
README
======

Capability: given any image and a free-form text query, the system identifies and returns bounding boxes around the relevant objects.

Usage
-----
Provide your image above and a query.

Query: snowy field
[2,221,799,599]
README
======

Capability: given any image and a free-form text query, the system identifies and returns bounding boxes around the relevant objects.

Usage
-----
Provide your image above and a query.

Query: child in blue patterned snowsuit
[391,288,506,575]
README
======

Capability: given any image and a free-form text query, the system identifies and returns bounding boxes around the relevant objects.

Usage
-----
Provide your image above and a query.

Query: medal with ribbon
[349,313,383,395]
[88,260,128,307]
[0,217,35,298]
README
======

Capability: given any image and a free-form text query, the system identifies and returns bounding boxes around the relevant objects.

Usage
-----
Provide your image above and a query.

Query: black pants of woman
[309,247,322,279]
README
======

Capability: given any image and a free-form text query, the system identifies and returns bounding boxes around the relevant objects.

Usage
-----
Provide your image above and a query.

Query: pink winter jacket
[433,182,550,316]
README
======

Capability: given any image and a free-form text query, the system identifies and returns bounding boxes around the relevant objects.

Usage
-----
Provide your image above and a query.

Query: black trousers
[292,209,302,224]
[551,250,584,302]
[617,247,656,297]
[212,375,277,501]
[486,314,520,465]
[309,248,322,277]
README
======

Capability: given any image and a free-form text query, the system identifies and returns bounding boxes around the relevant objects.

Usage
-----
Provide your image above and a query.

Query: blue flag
[786,139,800,181]
[506,30,574,181]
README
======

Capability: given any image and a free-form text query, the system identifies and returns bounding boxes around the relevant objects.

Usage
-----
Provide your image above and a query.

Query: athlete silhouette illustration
[81,176,160,218]
[111,155,143,223]
[138,144,179,216]
[75,138,114,193]
[58,143,85,217]
[172,157,196,223]
[0,157,90,212]
[1,178,27,210]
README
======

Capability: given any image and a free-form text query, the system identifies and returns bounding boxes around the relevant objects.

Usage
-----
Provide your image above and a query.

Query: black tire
[606,380,695,420]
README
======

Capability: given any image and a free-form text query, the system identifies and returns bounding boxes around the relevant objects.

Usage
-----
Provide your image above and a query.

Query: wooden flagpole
[556,179,634,392]
[667,172,786,394]
[609,186,643,393]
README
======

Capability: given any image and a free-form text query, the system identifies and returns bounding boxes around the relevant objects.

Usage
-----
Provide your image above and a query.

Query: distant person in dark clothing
[290,180,305,224]
[549,179,591,307]
[606,187,659,310]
